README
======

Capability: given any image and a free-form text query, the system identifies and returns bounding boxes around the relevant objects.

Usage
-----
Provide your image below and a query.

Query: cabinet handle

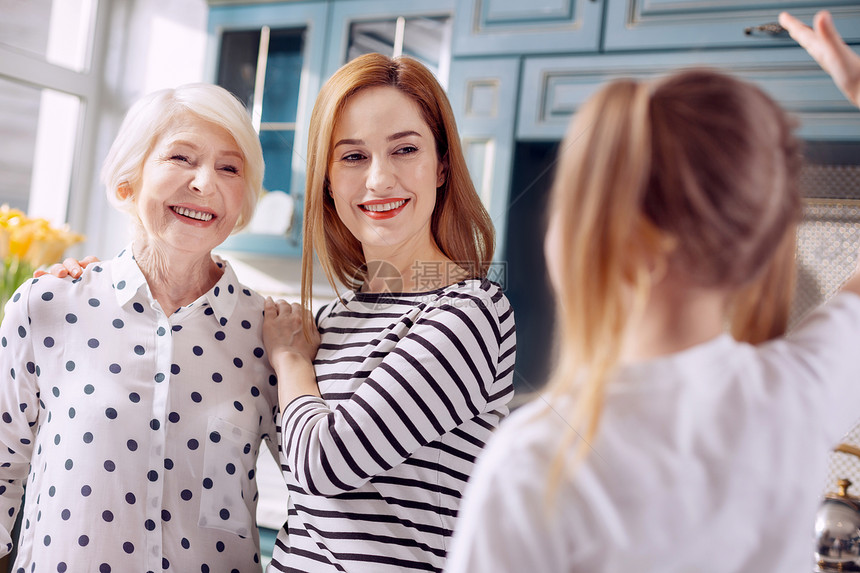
[743,22,788,37]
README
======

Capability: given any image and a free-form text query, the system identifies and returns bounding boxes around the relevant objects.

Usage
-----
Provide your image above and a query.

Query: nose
[190,164,216,194]
[366,157,395,192]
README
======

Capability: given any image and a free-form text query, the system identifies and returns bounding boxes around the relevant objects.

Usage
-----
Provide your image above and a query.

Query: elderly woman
[0,84,278,572]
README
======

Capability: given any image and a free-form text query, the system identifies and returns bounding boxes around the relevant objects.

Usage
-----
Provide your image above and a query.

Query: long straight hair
[301,53,494,323]
[544,68,803,493]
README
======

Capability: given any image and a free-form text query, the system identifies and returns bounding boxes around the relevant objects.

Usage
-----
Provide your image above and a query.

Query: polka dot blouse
[0,246,279,572]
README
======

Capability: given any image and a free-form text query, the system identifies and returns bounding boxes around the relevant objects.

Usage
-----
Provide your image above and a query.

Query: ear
[117,182,133,201]
[436,154,448,188]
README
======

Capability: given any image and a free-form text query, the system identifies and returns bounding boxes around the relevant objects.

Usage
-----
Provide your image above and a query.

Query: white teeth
[172,206,213,221]
[362,200,407,213]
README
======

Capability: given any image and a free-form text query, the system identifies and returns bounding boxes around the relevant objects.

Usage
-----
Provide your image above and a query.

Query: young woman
[261,53,516,573]
[445,21,860,573]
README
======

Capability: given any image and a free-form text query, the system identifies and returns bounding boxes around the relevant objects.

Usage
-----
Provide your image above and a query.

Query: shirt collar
[110,245,148,308]
[110,244,242,324]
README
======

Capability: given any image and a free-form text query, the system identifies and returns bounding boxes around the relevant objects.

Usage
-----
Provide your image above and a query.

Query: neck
[133,238,222,316]
[622,277,729,363]
[361,239,466,293]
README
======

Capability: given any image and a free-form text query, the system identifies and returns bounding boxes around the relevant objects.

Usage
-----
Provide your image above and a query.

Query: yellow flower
[1,204,85,323]
[0,206,84,267]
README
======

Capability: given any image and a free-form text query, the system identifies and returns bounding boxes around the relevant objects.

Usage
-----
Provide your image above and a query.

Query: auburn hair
[300,54,495,320]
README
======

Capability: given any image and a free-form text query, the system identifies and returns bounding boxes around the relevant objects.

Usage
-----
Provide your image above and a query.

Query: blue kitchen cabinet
[518,47,860,141]
[322,0,456,82]
[447,57,520,263]
[604,0,860,51]
[207,1,329,256]
[452,0,604,56]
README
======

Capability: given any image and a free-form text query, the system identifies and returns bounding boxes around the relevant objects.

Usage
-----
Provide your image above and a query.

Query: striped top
[267,278,516,573]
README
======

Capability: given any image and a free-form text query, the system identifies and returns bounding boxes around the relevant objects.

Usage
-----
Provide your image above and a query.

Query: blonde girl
[446,64,860,572]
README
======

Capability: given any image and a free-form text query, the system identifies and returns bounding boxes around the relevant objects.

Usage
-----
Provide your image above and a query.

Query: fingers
[264,298,304,318]
[62,257,84,279]
[79,255,100,268]
[779,11,816,51]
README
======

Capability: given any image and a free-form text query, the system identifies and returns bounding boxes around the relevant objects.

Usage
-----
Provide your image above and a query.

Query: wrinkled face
[134,118,246,256]
[328,86,445,259]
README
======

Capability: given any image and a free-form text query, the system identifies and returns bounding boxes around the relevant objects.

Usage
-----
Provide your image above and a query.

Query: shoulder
[475,398,565,478]
[431,278,513,325]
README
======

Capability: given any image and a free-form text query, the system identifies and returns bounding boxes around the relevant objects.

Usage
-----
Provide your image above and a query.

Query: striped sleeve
[281,288,506,496]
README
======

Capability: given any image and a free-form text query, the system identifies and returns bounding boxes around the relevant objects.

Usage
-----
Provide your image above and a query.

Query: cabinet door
[448,58,520,261]
[323,0,456,83]
[453,0,604,56]
[604,0,860,51]
[518,48,860,142]
[207,2,329,257]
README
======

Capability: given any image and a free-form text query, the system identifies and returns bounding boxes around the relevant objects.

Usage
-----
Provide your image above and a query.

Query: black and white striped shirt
[268,278,516,573]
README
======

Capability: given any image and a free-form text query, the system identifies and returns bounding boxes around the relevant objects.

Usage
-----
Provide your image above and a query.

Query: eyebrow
[333,130,423,148]
[167,139,244,161]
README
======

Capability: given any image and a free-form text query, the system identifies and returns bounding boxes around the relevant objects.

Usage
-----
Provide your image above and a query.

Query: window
[0,0,100,228]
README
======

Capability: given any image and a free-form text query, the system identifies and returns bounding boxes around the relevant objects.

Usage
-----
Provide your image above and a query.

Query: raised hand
[779,10,860,108]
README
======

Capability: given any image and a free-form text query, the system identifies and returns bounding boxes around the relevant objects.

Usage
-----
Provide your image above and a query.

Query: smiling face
[328,86,445,262]
[133,117,246,258]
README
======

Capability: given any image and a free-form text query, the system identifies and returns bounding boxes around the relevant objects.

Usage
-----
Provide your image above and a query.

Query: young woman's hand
[33,256,100,279]
[780,10,860,108]
[263,298,322,404]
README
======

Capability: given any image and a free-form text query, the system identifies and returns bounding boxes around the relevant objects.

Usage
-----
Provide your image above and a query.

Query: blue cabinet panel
[448,57,520,261]
[208,1,330,257]
[604,1,860,51]
[518,47,860,141]
[453,0,604,56]
[323,0,456,82]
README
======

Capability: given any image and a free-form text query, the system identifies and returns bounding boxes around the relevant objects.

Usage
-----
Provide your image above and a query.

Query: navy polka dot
[43,336,54,347]
[88,298,100,307]
[88,338,99,348]
[41,292,53,301]
[65,313,77,324]
[112,319,124,328]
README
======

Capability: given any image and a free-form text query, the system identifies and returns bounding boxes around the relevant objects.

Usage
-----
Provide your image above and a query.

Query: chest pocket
[198,416,258,539]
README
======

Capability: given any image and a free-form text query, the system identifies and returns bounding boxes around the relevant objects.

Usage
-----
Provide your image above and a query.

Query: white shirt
[0,246,279,573]
[446,292,860,573]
